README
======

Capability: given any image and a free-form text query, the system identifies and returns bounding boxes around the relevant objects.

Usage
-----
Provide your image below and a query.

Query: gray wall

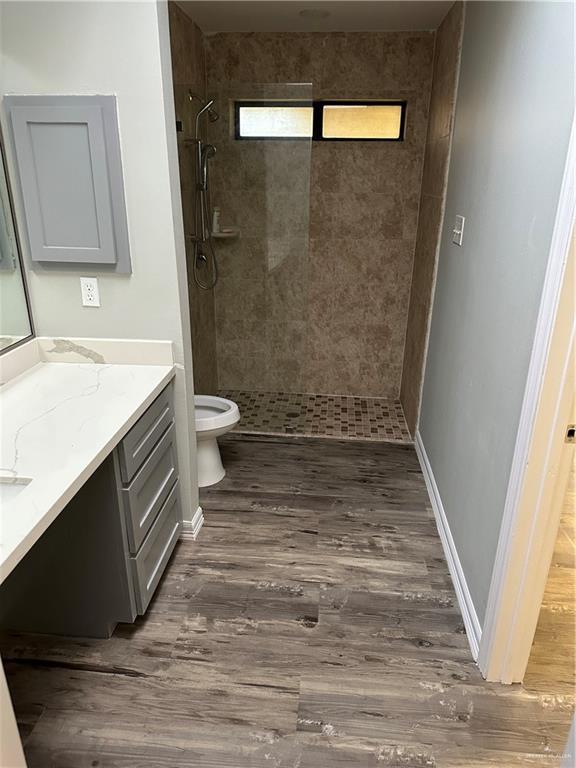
[419,1,574,623]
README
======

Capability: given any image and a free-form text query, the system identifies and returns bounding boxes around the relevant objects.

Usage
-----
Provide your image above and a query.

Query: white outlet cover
[80,277,100,307]
[452,215,465,246]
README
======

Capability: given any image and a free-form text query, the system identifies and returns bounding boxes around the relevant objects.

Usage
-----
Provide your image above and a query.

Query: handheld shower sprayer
[200,144,216,191]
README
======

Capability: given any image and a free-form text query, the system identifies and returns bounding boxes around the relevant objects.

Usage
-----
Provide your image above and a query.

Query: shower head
[195,98,220,139]
[200,100,219,123]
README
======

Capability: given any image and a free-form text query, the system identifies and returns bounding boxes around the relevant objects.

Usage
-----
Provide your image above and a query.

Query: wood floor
[1,434,573,767]
[525,462,576,698]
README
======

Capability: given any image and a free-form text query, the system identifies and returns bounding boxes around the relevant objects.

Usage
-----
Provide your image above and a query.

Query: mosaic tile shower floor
[218,390,412,443]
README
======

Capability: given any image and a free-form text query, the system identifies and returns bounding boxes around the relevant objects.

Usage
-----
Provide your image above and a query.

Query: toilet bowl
[194,395,240,487]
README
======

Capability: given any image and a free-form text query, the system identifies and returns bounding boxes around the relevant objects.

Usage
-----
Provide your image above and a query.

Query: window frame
[234,99,407,142]
[234,100,314,141]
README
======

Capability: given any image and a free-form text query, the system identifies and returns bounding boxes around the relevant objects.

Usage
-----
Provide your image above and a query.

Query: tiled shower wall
[400,3,464,434]
[205,32,435,397]
[168,2,218,394]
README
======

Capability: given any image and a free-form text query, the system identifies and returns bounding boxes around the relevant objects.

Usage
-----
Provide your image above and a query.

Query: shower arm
[195,99,215,141]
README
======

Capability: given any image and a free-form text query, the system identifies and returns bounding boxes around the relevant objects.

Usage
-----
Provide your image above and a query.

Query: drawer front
[131,481,182,615]
[122,422,178,554]
[119,386,174,483]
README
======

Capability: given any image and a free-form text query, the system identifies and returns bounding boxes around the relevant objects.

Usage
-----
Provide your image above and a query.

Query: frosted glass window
[322,104,404,139]
[235,101,405,141]
[237,105,313,138]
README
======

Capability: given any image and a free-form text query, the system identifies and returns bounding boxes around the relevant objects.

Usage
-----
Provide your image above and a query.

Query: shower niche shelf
[212,228,240,240]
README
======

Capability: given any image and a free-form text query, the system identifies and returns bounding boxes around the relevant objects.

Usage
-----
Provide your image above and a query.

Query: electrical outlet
[452,215,465,246]
[80,277,100,307]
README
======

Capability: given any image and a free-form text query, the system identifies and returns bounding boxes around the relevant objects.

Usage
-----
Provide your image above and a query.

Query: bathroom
[0,1,574,765]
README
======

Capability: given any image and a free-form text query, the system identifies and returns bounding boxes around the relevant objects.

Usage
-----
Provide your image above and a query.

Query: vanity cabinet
[116,383,182,616]
[0,383,182,637]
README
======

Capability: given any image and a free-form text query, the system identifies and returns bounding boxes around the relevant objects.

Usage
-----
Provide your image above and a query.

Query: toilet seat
[194,395,240,432]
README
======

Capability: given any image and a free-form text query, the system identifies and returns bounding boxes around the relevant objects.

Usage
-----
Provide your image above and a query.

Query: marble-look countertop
[0,361,175,583]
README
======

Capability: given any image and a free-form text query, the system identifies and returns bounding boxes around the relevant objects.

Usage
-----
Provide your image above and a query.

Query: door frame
[478,117,576,683]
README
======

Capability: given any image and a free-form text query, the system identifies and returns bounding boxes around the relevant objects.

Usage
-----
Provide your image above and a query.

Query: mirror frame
[0,124,35,354]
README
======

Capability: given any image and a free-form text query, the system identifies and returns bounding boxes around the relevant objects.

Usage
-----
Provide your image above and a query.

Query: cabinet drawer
[119,387,174,483]
[130,481,182,615]
[122,422,178,554]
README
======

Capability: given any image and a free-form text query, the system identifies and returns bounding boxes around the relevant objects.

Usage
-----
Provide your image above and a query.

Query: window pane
[322,104,403,139]
[238,106,313,138]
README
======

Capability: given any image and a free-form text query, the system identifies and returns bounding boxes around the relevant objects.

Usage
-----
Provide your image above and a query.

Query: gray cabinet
[117,385,182,617]
[118,386,175,484]
[0,384,182,637]
[120,423,179,554]
[130,481,182,614]
[3,95,131,273]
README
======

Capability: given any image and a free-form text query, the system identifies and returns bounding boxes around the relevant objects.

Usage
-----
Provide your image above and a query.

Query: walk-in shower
[167,2,462,444]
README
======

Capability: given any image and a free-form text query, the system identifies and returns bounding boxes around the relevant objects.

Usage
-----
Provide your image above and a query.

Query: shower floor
[218,389,412,443]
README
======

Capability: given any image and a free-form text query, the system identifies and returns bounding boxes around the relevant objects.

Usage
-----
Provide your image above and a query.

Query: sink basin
[0,476,32,505]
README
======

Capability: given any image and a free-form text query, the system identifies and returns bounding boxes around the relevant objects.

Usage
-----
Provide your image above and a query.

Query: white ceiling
[179,1,455,33]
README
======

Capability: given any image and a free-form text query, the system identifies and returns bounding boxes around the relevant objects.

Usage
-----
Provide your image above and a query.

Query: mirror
[0,137,33,352]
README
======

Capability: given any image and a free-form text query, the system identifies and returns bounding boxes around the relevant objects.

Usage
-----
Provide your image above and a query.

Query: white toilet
[194,395,240,487]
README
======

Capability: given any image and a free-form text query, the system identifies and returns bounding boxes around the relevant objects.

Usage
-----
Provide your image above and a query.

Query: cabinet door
[131,480,182,615]
[4,95,131,272]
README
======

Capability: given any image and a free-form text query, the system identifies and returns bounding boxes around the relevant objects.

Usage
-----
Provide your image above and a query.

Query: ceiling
[179,1,454,33]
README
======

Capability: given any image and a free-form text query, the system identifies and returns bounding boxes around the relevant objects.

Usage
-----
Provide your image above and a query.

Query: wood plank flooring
[1,434,573,767]
[525,461,576,698]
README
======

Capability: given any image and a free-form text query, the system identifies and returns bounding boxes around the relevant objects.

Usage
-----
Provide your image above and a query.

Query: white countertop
[0,361,175,583]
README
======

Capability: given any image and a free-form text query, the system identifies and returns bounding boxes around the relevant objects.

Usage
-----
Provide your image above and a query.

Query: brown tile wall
[204,31,435,397]
[168,2,218,394]
[400,3,464,434]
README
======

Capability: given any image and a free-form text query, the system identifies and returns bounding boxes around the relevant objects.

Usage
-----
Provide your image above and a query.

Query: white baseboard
[181,506,204,540]
[415,431,482,660]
